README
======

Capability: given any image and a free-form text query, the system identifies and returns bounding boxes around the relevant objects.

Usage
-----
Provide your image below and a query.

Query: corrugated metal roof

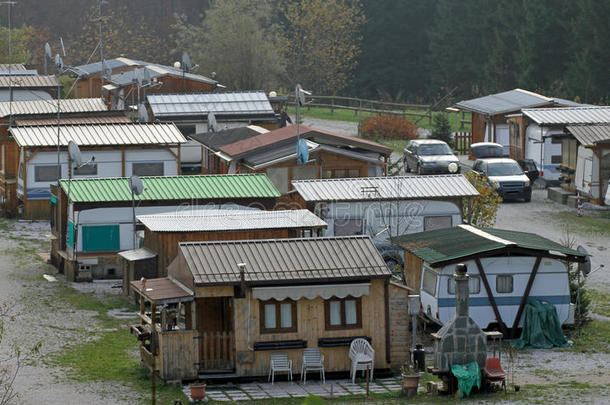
[15,115,131,126]
[0,98,108,118]
[455,89,553,115]
[109,66,217,87]
[0,75,58,88]
[0,69,38,76]
[521,106,610,125]
[147,91,274,118]
[566,125,610,146]
[292,175,479,202]
[189,125,268,150]
[178,236,391,286]
[118,247,157,261]
[138,209,327,232]
[130,277,193,304]
[11,122,186,147]
[70,57,142,77]
[0,63,26,71]
[59,174,281,203]
[394,224,585,266]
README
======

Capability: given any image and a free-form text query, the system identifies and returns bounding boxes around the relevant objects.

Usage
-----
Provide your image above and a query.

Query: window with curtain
[324,296,362,330]
[496,275,514,293]
[260,299,297,333]
[447,275,481,295]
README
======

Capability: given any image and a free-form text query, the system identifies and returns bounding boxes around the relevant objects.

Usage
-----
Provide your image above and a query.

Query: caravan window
[35,165,60,182]
[447,276,481,295]
[132,162,164,176]
[422,268,438,295]
[496,275,514,293]
[424,216,452,231]
[333,219,362,236]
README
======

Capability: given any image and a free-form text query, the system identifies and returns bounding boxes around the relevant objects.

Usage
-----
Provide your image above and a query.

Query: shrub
[463,171,502,227]
[359,114,418,140]
[430,113,453,146]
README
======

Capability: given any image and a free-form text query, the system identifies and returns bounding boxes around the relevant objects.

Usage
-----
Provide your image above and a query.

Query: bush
[430,113,453,146]
[462,171,502,227]
[359,114,418,140]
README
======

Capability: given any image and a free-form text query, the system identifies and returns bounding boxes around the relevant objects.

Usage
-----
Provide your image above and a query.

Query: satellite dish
[296,138,309,164]
[138,103,149,122]
[129,175,144,195]
[182,52,192,73]
[68,140,83,167]
[54,54,64,72]
[577,246,591,276]
[208,112,218,132]
[295,84,306,106]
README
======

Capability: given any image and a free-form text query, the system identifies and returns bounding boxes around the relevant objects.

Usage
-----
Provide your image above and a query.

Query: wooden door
[197,297,235,372]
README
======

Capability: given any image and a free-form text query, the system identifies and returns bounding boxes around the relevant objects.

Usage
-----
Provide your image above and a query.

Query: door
[197,297,235,372]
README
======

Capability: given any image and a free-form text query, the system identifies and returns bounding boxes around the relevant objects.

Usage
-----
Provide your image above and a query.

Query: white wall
[524,124,562,181]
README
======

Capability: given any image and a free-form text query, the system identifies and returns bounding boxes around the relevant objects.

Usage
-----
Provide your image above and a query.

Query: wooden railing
[200,331,235,371]
[453,132,472,154]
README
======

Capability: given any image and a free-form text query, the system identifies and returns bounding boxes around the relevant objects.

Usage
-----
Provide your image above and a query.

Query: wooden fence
[453,132,472,154]
[200,331,235,371]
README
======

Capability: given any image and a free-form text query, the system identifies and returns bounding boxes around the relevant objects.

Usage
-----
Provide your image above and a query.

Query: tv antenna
[129,175,145,249]
[207,112,218,133]
[180,52,199,90]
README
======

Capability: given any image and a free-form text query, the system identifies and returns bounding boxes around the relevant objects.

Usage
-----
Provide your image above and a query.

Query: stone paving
[183,377,404,402]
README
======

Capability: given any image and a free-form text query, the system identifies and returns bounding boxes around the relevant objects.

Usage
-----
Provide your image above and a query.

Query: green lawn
[554,210,610,236]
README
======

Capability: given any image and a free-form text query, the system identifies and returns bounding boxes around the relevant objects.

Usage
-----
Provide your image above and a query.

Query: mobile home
[394,225,586,336]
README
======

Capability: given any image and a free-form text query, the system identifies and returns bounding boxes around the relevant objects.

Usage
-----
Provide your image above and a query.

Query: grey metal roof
[147,91,274,118]
[0,69,38,76]
[178,236,391,286]
[109,65,216,87]
[138,209,327,232]
[521,106,610,125]
[0,63,26,71]
[118,247,157,261]
[10,123,186,147]
[455,89,553,115]
[566,125,610,146]
[0,75,58,88]
[292,175,479,202]
[190,125,268,150]
[0,98,108,118]
[70,57,142,77]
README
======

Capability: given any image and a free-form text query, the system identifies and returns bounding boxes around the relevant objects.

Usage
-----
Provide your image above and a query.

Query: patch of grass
[376,138,409,153]
[588,289,610,317]
[564,320,610,353]
[287,106,470,132]
[554,210,610,236]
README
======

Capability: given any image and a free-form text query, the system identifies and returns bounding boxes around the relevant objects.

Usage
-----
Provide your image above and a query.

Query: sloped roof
[189,125,268,150]
[455,89,553,115]
[521,106,610,125]
[138,209,326,232]
[0,63,26,71]
[147,91,273,119]
[178,236,391,286]
[110,66,216,87]
[566,125,610,146]
[0,75,58,88]
[292,175,478,202]
[14,115,131,126]
[70,57,143,77]
[393,224,586,266]
[10,123,185,147]
[0,98,108,118]
[59,174,281,203]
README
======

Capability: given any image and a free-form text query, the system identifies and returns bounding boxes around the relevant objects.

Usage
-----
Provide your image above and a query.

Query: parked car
[470,142,507,159]
[472,158,532,202]
[517,159,539,183]
[403,139,460,175]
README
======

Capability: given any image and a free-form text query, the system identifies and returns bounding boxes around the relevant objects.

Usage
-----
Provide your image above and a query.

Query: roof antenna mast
[98,0,108,95]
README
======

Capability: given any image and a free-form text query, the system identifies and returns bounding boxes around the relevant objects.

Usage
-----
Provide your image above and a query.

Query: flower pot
[190,383,206,400]
[402,374,420,397]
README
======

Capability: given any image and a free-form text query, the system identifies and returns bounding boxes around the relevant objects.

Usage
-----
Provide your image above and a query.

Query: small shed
[129,236,411,381]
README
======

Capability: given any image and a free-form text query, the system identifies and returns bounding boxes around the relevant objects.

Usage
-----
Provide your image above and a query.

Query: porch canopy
[130,277,193,305]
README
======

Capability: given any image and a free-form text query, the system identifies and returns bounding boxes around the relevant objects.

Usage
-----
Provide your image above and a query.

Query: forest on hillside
[0,0,607,104]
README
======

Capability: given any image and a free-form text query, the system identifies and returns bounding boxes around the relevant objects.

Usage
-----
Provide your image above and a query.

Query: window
[333,218,362,236]
[35,165,60,182]
[424,216,452,231]
[347,169,360,178]
[260,299,297,333]
[73,163,97,176]
[551,155,562,164]
[132,162,164,176]
[422,268,438,295]
[448,275,481,295]
[325,297,362,329]
[322,168,359,178]
[496,275,513,293]
[82,225,120,252]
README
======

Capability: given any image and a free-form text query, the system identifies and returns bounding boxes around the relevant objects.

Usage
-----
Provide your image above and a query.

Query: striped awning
[251,283,370,301]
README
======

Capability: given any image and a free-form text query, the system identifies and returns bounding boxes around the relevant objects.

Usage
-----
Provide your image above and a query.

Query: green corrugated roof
[60,174,281,203]
[393,225,585,265]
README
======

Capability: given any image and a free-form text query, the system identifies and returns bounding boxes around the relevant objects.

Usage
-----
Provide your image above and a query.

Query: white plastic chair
[300,348,325,383]
[349,338,375,383]
[268,352,293,384]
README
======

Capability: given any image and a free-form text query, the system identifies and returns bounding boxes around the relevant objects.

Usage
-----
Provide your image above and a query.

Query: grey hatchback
[403,139,460,175]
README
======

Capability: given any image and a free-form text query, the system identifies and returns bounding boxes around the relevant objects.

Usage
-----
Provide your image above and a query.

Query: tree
[430,113,452,146]
[280,0,364,94]
[0,25,40,64]
[174,0,285,90]
[463,171,501,227]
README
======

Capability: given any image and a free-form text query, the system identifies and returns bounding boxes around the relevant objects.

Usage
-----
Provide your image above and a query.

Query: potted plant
[189,383,206,400]
[400,363,420,397]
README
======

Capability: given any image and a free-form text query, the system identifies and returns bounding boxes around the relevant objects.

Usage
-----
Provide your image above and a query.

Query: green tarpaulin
[451,361,481,398]
[512,300,571,349]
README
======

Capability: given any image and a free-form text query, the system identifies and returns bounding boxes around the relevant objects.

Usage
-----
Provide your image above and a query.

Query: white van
[420,256,574,329]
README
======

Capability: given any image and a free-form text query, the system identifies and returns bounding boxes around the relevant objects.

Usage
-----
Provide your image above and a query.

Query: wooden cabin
[51,174,281,281]
[127,208,327,290]
[0,98,117,216]
[10,122,185,220]
[190,124,393,194]
[129,236,411,381]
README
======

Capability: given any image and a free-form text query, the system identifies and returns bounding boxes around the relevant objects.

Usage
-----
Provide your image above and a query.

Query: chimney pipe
[454,263,469,317]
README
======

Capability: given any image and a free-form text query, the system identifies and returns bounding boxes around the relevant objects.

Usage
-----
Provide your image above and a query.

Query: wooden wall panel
[403,252,423,293]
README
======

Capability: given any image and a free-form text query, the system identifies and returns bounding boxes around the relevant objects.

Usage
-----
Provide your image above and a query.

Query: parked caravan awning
[252,283,370,301]
[130,277,193,305]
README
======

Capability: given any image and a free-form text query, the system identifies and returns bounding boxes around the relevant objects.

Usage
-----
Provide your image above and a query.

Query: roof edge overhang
[193,274,391,288]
